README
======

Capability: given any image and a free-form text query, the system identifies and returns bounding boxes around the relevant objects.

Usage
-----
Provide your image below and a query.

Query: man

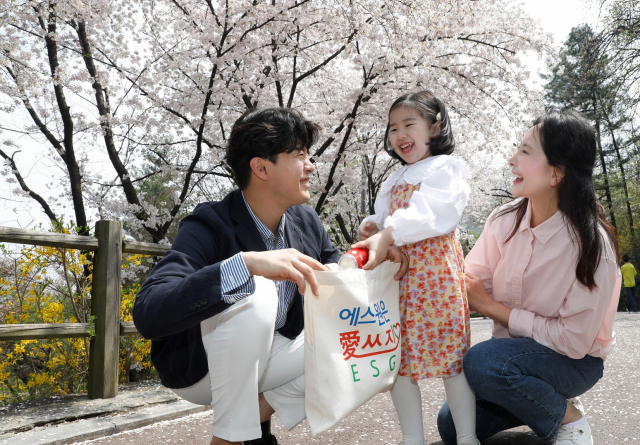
[133,107,406,445]
[621,254,638,313]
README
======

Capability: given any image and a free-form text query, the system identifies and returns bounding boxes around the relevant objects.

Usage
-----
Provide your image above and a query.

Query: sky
[520,0,602,48]
[0,0,604,230]
[518,0,602,91]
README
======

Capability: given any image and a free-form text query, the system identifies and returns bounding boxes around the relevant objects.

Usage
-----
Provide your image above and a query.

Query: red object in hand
[339,248,369,269]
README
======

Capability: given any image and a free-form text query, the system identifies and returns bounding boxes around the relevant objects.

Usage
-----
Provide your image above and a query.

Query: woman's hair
[224,107,320,189]
[383,90,455,164]
[494,109,620,290]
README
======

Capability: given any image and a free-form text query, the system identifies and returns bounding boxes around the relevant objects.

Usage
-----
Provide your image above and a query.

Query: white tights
[390,372,478,445]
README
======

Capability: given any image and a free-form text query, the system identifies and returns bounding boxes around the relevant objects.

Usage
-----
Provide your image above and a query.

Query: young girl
[354,91,478,445]
[437,110,620,445]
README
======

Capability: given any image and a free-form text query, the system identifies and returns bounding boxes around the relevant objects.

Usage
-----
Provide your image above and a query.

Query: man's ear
[249,157,270,182]
[551,166,565,187]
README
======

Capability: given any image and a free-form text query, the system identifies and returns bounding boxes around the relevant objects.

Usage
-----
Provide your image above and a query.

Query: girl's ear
[551,166,565,187]
[249,157,270,182]
[431,121,442,137]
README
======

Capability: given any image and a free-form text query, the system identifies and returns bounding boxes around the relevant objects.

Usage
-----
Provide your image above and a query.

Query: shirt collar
[241,191,286,242]
[518,199,565,245]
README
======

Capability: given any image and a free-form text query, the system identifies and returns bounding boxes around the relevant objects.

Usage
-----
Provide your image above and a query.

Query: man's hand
[387,245,409,281]
[358,221,380,241]
[241,249,329,296]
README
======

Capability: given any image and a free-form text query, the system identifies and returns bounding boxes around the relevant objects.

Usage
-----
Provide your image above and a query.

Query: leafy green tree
[544,25,638,246]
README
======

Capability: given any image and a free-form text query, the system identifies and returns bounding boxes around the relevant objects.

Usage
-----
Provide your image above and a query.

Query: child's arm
[352,226,395,270]
[358,220,379,241]
[385,158,469,246]
[357,170,401,240]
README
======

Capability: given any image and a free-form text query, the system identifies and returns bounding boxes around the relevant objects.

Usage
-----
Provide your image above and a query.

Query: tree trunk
[594,120,617,230]
[604,118,635,238]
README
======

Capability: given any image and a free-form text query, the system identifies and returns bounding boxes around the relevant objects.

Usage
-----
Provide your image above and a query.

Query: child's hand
[352,226,395,271]
[387,246,408,281]
[358,221,379,241]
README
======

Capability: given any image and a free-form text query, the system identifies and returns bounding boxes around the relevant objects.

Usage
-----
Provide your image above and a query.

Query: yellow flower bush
[0,230,155,404]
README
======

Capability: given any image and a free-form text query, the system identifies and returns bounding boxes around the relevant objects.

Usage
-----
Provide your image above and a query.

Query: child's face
[388,107,437,165]
[508,126,562,201]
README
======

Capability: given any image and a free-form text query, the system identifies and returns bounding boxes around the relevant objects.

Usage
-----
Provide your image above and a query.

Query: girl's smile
[388,107,438,164]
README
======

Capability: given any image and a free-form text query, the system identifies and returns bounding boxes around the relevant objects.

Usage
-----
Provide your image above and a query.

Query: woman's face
[508,126,561,201]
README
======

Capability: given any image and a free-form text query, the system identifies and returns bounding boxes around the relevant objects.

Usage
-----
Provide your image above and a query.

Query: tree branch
[0,149,58,224]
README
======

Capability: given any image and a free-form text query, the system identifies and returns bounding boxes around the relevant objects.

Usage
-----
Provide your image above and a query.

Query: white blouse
[360,155,470,246]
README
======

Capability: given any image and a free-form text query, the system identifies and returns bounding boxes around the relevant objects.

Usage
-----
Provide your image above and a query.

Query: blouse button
[515,278,520,285]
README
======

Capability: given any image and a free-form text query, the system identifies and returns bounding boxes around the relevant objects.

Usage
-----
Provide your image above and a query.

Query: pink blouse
[466,200,621,359]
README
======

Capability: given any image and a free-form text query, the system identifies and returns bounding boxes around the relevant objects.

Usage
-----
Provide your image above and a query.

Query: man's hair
[224,108,320,189]
[623,253,630,263]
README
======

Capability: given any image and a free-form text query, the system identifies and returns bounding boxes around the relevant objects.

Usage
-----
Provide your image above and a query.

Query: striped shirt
[219,192,298,330]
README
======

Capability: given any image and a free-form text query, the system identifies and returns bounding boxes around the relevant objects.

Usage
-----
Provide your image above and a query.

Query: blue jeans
[626,287,637,312]
[437,338,604,444]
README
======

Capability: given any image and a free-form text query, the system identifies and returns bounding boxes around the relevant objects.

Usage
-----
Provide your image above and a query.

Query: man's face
[268,147,315,207]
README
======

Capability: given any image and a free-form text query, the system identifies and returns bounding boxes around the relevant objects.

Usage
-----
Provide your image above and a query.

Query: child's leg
[390,376,426,445]
[443,371,478,445]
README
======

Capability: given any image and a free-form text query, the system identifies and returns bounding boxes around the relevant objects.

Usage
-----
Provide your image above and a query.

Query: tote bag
[303,261,401,436]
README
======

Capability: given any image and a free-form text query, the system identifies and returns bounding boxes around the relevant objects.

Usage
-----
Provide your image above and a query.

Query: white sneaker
[553,418,593,445]
[569,397,585,415]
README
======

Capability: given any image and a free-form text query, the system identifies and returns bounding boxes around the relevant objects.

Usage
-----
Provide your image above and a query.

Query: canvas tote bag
[303,261,401,435]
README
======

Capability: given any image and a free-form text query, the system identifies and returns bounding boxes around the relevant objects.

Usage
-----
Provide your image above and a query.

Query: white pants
[172,277,306,442]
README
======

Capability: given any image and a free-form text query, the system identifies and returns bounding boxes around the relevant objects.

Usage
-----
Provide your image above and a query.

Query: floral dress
[391,183,470,380]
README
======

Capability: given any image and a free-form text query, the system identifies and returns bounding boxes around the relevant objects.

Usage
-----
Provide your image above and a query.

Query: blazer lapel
[285,209,304,253]
[229,190,268,252]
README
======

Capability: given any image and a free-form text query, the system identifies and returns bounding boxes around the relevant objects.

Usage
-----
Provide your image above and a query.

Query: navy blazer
[133,189,339,388]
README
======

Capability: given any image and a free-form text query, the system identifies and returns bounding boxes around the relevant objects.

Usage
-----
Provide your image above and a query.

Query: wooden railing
[0,221,167,399]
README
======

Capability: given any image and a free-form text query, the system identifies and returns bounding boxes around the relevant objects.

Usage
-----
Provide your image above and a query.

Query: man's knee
[216,279,279,338]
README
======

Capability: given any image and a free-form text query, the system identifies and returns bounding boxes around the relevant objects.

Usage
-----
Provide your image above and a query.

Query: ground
[74,314,640,445]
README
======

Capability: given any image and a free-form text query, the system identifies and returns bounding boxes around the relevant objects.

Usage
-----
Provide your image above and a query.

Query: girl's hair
[494,109,620,290]
[383,90,455,164]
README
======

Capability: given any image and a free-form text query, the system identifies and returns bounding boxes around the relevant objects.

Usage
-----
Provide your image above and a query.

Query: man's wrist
[241,252,254,277]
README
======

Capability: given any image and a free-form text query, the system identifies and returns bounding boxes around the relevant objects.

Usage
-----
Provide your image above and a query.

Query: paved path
[72,314,640,445]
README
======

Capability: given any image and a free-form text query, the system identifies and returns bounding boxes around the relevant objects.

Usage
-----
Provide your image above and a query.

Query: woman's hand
[352,226,395,271]
[358,221,380,241]
[465,272,512,328]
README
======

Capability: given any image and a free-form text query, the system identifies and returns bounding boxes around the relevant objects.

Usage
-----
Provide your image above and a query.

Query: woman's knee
[462,341,497,387]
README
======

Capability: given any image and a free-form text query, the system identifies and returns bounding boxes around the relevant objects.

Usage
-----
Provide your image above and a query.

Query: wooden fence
[0,221,167,399]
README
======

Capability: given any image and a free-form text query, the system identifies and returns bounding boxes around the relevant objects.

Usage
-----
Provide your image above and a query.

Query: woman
[437,110,621,445]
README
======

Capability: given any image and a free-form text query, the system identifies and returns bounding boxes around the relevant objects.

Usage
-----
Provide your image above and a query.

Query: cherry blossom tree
[0,0,551,244]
